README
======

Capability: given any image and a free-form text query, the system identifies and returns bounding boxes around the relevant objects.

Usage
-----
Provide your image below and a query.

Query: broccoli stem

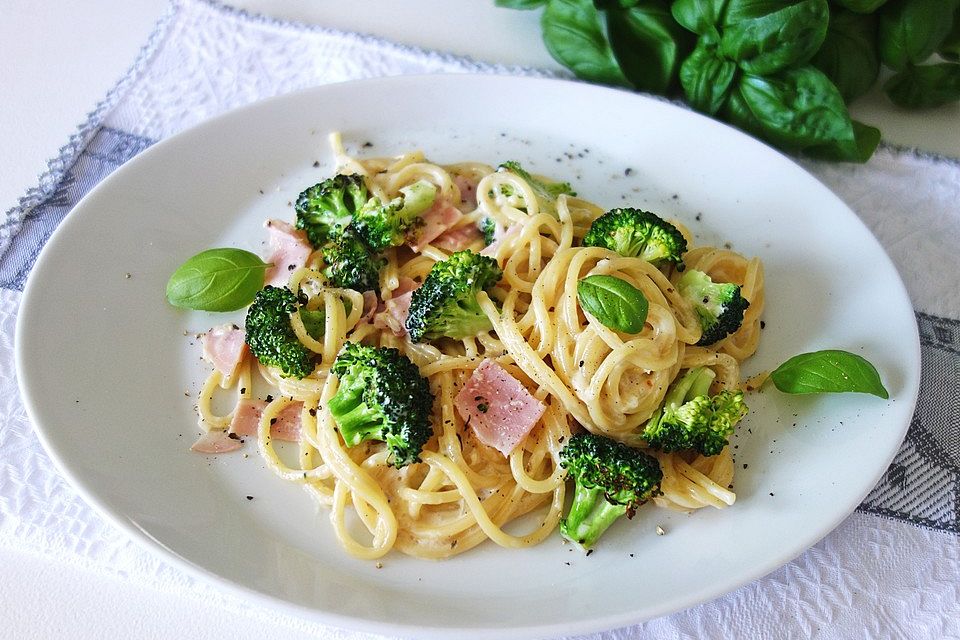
[327,378,381,446]
[561,483,628,549]
[664,367,715,406]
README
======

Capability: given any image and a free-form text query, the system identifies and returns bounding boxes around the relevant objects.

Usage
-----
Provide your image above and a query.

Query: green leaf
[166,248,270,312]
[878,0,960,71]
[577,275,649,334]
[884,62,960,108]
[770,349,889,398]
[721,0,830,75]
[541,0,631,86]
[940,11,960,60]
[606,2,693,93]
[495,0,547,8]
[671,0,728,40]
[833,0,889,13]
[680,40,739,114]
[727,66,865,157]
[811,9,880,102]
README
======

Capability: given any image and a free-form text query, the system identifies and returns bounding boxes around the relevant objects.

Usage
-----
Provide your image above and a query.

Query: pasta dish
[183,134,764,560]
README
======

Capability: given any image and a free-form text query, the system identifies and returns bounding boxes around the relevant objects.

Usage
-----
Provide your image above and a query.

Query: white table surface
[2,2,958,639]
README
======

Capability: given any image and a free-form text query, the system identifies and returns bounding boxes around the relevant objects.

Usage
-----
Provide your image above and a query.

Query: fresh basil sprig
[884,63,960,108]
[577,274,649,334]
[811,9,880,102]
[166,248,270,312]
[502,0,960,163]
[769,349,888,398]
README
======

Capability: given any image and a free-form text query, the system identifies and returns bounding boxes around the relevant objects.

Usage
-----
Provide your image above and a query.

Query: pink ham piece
[201,324,247,379]
[454,174,478,209]
[359,290,378,323]
[229,398,303,442]
[373,277,419,336]
[409,199,463,252]
[455,359,546,457]
[264,219,312,286]
[374,292,414,337]
[433,223,483,252]
[190,431,243,454]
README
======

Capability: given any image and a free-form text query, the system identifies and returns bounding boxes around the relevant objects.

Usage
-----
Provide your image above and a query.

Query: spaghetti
[195,134,765,559]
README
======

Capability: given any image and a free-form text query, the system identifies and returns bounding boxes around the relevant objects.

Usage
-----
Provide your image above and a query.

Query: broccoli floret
[320,227,384,292]
[676,269,750,346]
[405,251,503,342]
[295,174,368,246]
[582,208,687,268]
[498,161,575,216]
[559,432,663,550]
[245,286,314,378]
[328,342,435,467]
[478,216,499,246]
[351,179,437,250]
[641,367,748,456]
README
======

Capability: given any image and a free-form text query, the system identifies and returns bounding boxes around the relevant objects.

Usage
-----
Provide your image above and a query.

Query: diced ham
[359,290,378,323]
[201,324,247,379]
[455,359,546,457]
[454,174,478,209]
[264,219,312,286]
[190,430,243,454]
[374,290,414,337]
[393,276,419,297]
[434,224,483,252]
[409,199,463,252]
[229,398,303,442]
[480,224,521,258]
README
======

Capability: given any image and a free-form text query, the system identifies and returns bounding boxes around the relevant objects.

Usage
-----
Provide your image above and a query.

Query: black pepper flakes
[246,495,254,501]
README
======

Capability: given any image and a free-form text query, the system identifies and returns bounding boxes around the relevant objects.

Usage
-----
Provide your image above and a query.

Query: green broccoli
[497,160,575,216]
[405,251,503,342]
[295,174,369,246]
[641,367,748,456]
[582,208,687,269]
[676,269,750,346]
[245,286,314,378]
[350,179,437,250]
[478,216,499,246]
[328,342,435,467]
[320,227,384,292]
[559,432,663,551]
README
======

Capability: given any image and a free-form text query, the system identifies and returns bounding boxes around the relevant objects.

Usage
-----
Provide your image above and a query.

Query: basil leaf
[884,62,960,108]
[541,0,631,86]
[166,248,270,312]
[770,350,889,398]
[941,11,960,61]
[878,0,960,71]
[811,9,880,102]
[727,66,864,157]
[577,275,649,334]
[833,0,888,13]
[606,2,693,93]
[721,0,830,75]
[671,0,728,41]
[495,0,547,8]
[680,40,739,114]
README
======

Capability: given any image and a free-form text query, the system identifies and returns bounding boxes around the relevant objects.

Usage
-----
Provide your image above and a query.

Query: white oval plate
[16,75,919,638]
